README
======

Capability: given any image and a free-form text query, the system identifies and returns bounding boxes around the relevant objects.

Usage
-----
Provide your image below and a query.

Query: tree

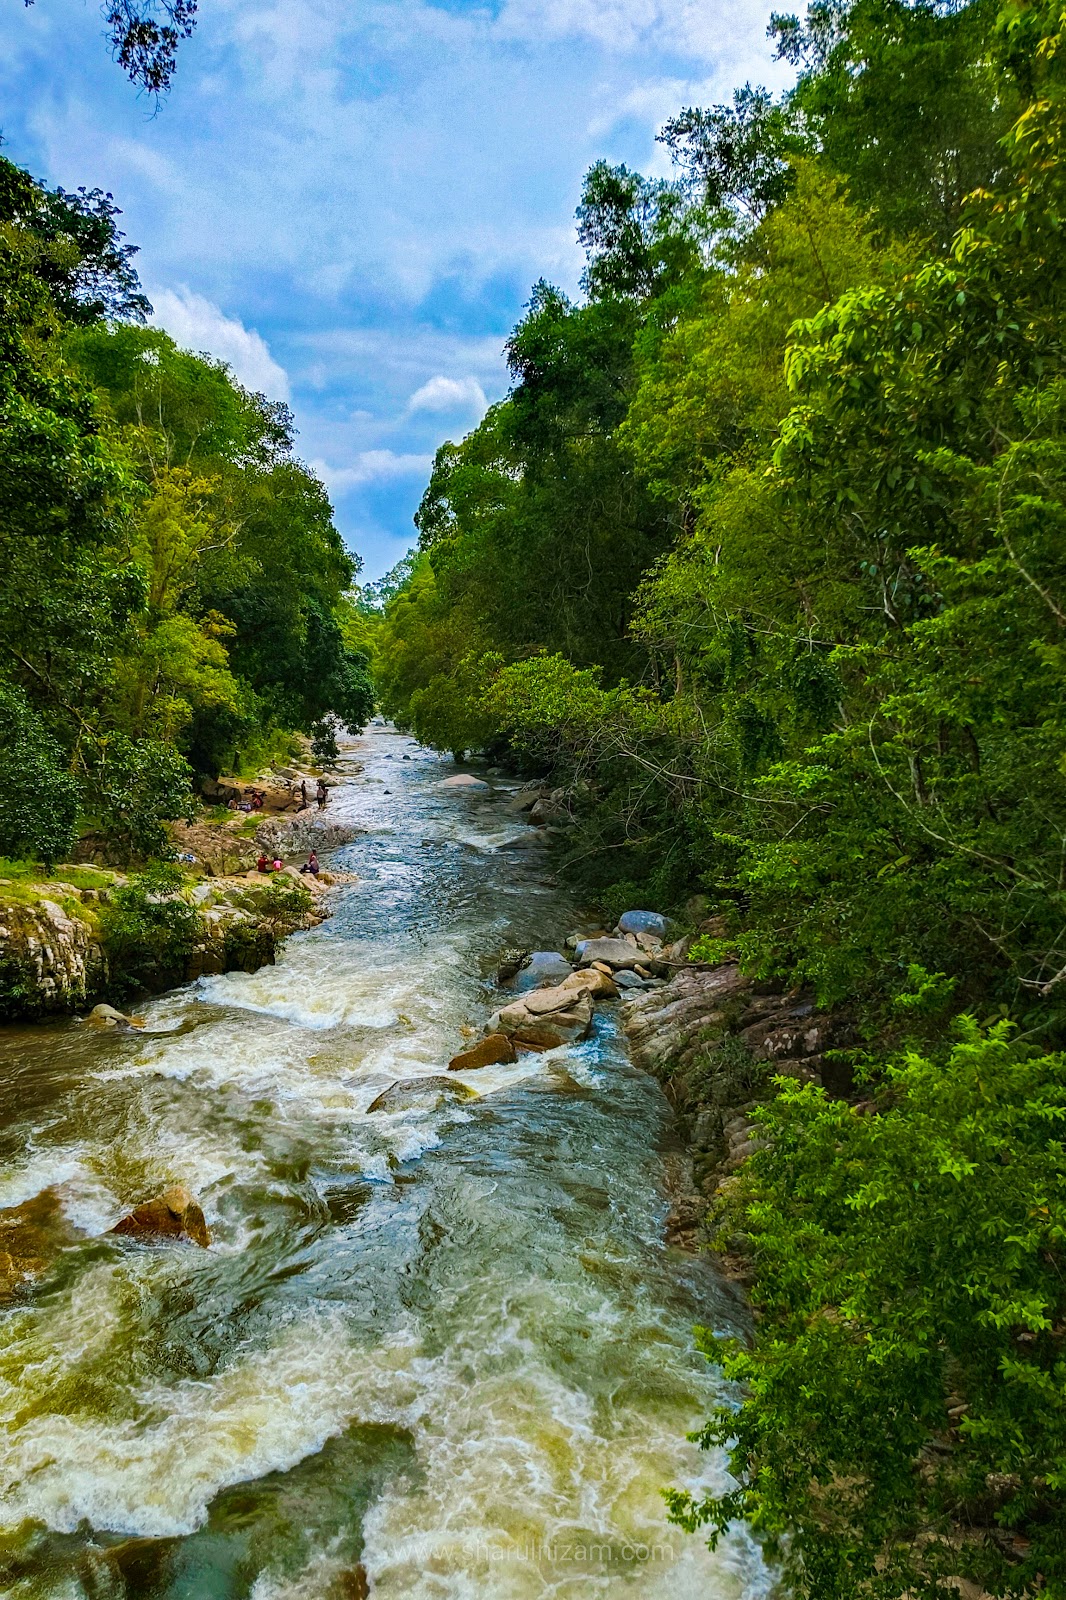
[21,0,197,93]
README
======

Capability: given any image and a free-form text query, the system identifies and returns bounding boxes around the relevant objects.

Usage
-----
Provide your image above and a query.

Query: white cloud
[311,450,435,493]
[149,287,291,400]
[407,374,488,416]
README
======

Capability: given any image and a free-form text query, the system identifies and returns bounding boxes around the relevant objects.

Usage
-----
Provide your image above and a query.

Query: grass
[0,858,115,892]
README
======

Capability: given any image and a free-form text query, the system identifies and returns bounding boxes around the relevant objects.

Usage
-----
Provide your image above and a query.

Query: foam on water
[0,727,770,1599]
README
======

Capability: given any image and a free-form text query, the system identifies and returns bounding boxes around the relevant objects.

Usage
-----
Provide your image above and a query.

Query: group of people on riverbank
[256,851,320,877]
[230,778,330,815]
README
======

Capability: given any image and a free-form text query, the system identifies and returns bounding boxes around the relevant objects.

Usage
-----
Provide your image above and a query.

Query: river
[0,726,771,1600]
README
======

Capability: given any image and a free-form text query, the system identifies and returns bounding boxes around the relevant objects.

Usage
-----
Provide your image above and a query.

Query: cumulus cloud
[407,375,488,416]
[150,287,291,400]
[311,450,435,493]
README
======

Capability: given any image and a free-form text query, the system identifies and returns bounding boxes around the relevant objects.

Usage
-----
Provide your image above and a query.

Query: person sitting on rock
[272,856,284,872]
[300,851,320,876]
[257,854,269,873]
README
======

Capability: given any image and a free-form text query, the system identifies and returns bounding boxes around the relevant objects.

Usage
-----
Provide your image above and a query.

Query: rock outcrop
[448,1033,517,1071]
[622,960,848,1229]
[368,1077,480,1113]
[0,892,107,1015]
[111,1185,211,1248]
[0,865,332,1020]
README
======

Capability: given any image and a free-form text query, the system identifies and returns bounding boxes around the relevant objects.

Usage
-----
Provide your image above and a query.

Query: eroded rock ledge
[0,867,335,1019]
[622,961,851,1251]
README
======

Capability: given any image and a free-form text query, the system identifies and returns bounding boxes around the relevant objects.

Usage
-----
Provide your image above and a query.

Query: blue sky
[2,0,792,579]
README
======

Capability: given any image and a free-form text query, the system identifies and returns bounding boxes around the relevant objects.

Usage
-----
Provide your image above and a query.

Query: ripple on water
[0,728,770,1599]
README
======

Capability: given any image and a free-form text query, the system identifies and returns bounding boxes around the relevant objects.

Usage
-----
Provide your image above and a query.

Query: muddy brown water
[0,726,770,1599]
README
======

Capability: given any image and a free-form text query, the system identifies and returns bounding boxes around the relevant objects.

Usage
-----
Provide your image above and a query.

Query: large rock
[528,796,567,826]
[85,1002,134,1029]
[440,774,490,790]
[505,787,543,814]
[574,937,649,972]
[617,910,670,940]
[559,968,618,1000]
[111,1185,210,1248]
[448,1033,517,1071]
[367,1076,480,1113]
[507,950,574,993]
[496,989,594,1050]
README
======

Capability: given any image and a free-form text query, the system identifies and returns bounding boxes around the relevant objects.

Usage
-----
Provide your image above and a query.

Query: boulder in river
[367,1076,480,1113]
[496,988,594,1049]
[616,910,671,940]
[574,937,650,972]
[448,1033,517,1071]
[111,1185,210,1248]
[85,1003,137,1029]
[496,947,530,983]
[505,787,542,814]
[440,774,489,790]
[558,968,619,1000]
[508,950,574,992]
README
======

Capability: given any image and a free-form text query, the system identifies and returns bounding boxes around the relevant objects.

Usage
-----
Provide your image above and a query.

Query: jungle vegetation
[0,152,372,863]
[372,0,1066,1591]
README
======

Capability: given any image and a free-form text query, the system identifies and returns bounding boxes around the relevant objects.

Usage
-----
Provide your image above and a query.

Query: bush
[100,861,199,996]
[668,1020,1066,1599]
[88,735,193,863]
[0,683,80,866]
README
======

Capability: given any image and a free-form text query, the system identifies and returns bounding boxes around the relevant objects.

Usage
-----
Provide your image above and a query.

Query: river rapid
[0,726,771,1600]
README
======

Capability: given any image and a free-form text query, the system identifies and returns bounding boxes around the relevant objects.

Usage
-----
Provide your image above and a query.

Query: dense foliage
[0,154,371,864]
[373,0,1066,1589]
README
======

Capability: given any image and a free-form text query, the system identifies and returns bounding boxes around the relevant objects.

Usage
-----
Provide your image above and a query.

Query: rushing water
[0,726,770,1600]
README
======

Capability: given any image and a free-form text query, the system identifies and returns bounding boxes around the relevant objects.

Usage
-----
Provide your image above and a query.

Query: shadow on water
[0,727,769,1599]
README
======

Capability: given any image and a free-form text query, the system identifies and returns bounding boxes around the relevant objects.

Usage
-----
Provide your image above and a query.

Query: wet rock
[111,1185,210,1248]
[339,1566,370,1600]
[612,969,646,989]
[367,1076,479,1113]
[508,950,573,992]
[448,1033,517,1071]
[496,990,594,1049]
[617,910,670,940]
[505,786,543,814]
[558,968,618,1000]
[497,830,549,850]
[496,947,530,983]
[85,1002,134,1028]
[574,937,648,971]
[440,774,489,790]
[528,795,568,826]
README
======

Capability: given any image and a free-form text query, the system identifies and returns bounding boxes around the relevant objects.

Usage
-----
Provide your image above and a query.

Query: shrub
[669,1020,1066,1599]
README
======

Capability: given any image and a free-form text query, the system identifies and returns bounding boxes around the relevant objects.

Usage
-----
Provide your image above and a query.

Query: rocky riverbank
[0,749,369,1020]
[458,899,850,1263]
[0,861,340,1020]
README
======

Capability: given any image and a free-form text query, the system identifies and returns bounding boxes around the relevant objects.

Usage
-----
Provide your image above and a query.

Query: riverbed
[0,726,771,1599]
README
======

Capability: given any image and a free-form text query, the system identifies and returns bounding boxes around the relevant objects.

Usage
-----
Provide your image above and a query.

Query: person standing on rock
[299,780,308,810]
[316,779,328,809]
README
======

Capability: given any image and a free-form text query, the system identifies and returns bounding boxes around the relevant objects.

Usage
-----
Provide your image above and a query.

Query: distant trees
[0,155,371,862]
